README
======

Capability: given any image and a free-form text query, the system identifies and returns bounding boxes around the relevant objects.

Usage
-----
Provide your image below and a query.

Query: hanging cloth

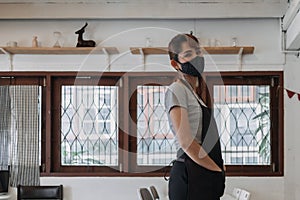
[9,85,40,187]
[0,86,11,171]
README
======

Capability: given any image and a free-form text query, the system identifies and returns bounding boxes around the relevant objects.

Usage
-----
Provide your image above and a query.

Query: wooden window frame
[127,73,176,174]
[51,75,123,175]
[0,71,283,177]
[202,71,283,176]
[48,72,177,176]
[0,73,46,173]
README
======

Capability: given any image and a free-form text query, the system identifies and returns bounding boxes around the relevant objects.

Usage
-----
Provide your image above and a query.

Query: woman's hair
[168,33,201,61]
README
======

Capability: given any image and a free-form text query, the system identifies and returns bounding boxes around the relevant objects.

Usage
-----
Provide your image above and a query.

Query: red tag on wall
[286,89,296,98]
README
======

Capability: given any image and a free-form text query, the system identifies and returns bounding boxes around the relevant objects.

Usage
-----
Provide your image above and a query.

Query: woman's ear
[170,59,179,69]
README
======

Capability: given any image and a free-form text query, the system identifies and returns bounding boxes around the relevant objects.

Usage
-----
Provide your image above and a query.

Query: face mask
[177,56,204,77]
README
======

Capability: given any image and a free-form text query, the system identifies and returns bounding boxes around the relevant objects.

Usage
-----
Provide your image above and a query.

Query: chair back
[17,185,63,200]
[139,188,154,200]
[232,187,242,199]
[149,186,159,199]
[239,189,250,200]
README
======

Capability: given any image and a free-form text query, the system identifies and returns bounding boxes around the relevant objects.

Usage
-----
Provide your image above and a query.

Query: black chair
[17,185,63,200]
[149,185,160,200]
[139,188,154,200]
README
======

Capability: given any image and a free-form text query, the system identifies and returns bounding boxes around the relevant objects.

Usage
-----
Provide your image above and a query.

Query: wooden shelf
[204,46,254,54]
[0,47,119,55]
[0,46,254,71]
[130,46,254,55]
[130,47,168,55]
[0,46,254,55]
[0,46,119,71]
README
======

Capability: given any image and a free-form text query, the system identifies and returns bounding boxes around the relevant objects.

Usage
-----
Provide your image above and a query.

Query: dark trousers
[168,160,224,200]
[169,161,188,200]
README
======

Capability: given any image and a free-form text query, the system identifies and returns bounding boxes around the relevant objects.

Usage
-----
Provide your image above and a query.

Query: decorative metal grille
[214,85,271,165]
[61,85,118,166]
[136,86,175,166]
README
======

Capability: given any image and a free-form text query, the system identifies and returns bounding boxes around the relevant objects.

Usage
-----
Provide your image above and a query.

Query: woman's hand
[169,106,222,172]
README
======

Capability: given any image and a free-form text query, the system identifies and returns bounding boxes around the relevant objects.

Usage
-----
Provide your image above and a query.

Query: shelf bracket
[0,48,13,71]
[138,48,145,69]
[237,47,244,71]
[102,47,111,71]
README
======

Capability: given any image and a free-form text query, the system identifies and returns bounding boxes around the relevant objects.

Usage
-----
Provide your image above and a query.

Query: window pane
[214,85,270,165]
[136,86,176,166]
[61,86,118,166]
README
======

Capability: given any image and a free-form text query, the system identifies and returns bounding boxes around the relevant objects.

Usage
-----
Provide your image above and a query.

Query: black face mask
[177,56,205,77]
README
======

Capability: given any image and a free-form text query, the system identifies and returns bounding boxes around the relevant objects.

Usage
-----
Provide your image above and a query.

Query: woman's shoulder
[165,81,189,109]
[168,81,188,94]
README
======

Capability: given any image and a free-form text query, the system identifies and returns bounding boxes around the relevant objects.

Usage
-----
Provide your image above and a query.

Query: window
[60,85,118,166]
[128,75,176,173]
[52,75,121,173]
[204,72,283,176]
[136,85,176,166]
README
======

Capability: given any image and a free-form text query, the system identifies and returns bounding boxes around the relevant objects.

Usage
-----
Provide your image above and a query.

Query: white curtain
[9,85,40,187]
[0,86,11,171]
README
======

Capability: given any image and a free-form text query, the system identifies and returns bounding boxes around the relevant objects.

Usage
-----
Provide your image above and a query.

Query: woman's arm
[170,106,222,172]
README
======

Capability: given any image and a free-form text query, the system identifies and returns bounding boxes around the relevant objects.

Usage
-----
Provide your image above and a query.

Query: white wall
[0,19,284,72]
[283,54,300,200]
[0,18,293,200]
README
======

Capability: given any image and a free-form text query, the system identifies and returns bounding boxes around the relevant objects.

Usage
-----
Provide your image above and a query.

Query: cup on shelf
[145,37,152,47]
[215,39,221,46]
[231,37,238,47]
[209,38,215,47]
[53,31,62,48]
[6,41,17,47]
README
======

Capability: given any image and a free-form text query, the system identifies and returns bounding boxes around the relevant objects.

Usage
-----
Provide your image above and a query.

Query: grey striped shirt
[164,80,203,152]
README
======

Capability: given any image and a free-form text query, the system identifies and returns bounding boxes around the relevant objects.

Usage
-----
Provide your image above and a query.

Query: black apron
[175,80,225,200]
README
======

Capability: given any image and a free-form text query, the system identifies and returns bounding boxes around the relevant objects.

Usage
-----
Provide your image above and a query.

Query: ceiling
[0,0,289,19]
[0,0,287,3]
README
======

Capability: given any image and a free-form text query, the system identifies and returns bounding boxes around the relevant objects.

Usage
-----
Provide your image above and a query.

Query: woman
[165,33,225,200]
